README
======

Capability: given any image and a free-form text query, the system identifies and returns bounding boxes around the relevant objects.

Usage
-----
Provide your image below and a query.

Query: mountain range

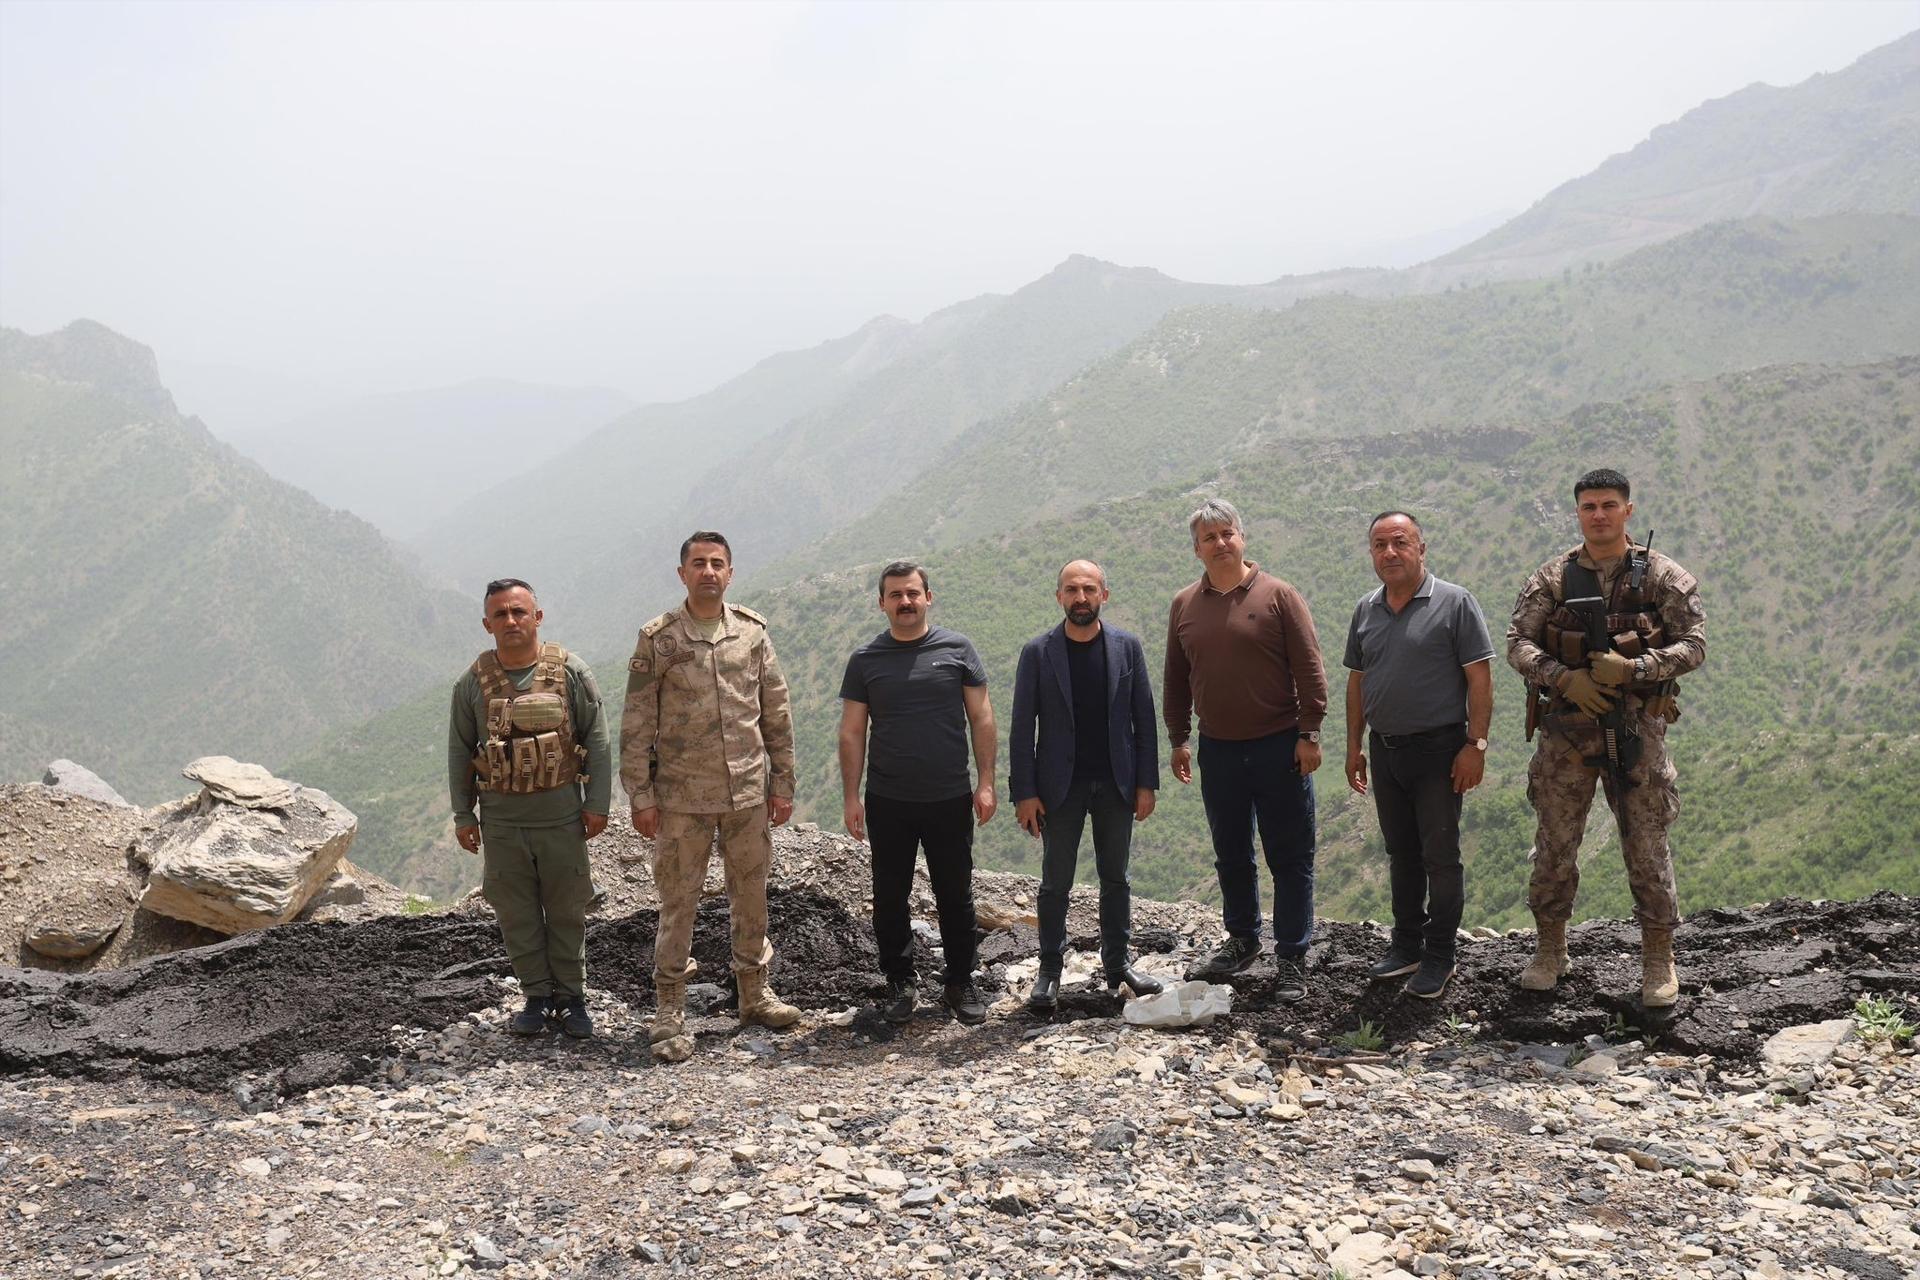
[5,29,1919,912]
[0,322,476,801]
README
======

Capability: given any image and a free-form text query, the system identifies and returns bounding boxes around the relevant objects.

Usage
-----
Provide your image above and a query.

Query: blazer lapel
[1046,624,1073,719]
[1102,626,1123,706]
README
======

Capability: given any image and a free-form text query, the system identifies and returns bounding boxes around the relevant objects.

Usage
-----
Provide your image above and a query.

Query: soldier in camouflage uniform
[1506,469,1706,1007]
[621,532,800,1062]
[450,578,613,1039]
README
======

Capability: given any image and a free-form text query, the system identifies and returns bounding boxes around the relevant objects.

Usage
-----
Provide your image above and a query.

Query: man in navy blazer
[1011,559,1165,1010]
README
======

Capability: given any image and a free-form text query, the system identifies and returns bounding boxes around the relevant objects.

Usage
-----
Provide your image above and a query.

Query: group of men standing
[448,466,1705,1054]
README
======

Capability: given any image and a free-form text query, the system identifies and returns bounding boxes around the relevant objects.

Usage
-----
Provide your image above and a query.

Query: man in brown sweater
[1164,497,1328,1000]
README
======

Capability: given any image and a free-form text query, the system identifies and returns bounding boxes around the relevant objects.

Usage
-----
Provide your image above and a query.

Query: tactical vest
[1536,546,1679,723]
[1541,550,1665,674]
[469,643,586,794]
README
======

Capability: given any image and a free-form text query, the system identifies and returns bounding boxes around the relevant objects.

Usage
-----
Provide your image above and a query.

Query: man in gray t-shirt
[838,560,998,1027]
[1341,512,1494,999]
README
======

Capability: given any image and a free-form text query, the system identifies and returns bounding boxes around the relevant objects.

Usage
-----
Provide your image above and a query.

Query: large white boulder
[138,765,357,934]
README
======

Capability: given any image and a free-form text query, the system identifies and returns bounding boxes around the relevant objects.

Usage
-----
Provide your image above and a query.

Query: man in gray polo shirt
[1342,512,1494,999]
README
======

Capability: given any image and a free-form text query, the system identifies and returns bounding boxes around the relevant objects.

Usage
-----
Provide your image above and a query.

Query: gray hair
[1187,497,1243,545]
[1056,559,1108,590]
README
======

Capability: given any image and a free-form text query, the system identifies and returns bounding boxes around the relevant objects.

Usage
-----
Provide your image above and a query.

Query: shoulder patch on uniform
[639,612,674,638]
[727,603,767,627]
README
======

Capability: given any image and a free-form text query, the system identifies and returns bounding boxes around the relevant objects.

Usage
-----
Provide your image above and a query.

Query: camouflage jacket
[619,602,795,814]
[1506,544,1706,691]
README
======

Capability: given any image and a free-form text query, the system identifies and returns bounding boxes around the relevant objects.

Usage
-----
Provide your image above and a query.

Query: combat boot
[1640,926,1679,1008]
[1516,919,1570,991]
[737,968,801,1029]
[650,977,694,1063]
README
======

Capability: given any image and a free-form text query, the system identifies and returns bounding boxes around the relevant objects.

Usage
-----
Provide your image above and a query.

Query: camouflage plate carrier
[470,642,588,794]
[1526,544,1681,739]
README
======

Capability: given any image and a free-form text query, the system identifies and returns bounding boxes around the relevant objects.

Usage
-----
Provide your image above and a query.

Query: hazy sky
[3,0,1916,414]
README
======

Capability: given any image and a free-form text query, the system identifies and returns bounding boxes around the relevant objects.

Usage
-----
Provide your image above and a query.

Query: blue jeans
[1035,777,1135,976]
[1198,729,1316,957]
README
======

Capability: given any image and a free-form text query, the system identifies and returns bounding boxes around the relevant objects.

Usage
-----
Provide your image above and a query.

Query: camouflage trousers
[652,803,775,987]
[1525,710,1680,929]
[480,819,593,999]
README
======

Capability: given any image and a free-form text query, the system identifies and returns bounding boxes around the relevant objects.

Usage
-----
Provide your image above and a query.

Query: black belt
[1369,725,1465,749]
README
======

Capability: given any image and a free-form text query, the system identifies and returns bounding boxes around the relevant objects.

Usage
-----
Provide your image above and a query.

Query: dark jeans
[1369,726,1467,962]
[1035,777,1135,976]
[867,791,977,986]
[1197,729,1316,957]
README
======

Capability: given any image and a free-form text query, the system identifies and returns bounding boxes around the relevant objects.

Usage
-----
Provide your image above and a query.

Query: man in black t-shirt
[838,560,999,1025]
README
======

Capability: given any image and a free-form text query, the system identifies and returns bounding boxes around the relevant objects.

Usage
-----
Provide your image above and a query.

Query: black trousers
[1368,726,1467,962]
[867,791,977,985]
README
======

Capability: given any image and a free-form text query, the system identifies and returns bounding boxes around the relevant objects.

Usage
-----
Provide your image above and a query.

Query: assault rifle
[1563,594,1642,799]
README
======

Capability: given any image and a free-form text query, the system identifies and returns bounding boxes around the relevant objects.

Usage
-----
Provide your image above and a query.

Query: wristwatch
[1469,737,1489,751]
[1299,730,1320,744]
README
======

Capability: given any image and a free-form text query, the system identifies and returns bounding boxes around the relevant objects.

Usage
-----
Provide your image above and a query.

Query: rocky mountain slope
[786,215,1920,569]
[1426,29,1920,282]
[0,322,477,801]
[0,817,1914,1279]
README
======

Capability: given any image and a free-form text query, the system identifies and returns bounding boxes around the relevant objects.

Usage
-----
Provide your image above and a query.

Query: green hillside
[303,358,1920,920]
[0,322,477,803]
[783,216,1920,579]
[754,357,1920,929]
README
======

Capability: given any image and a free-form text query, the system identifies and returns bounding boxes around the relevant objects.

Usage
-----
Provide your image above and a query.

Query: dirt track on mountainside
[2,889,1914,1100]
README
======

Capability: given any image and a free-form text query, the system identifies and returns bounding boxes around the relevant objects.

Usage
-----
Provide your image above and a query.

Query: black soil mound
[2,890,1912,1099]
[1228,891,1920,1057]
[0,886,874,1096]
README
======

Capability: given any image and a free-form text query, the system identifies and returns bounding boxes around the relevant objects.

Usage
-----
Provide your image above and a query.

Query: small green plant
[1852,995,1917,1045]
[404,895,437,915]
[1565,1044,1589,1068]
[1334,1020,1387,1053]
[1605,1011,1642,1044]
[1444,1013,1478,1042]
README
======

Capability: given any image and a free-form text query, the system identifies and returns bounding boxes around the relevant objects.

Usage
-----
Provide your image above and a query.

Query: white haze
[2,0,1916,413]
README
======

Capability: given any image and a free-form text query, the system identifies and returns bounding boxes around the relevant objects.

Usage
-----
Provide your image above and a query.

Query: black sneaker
[1273,957,1308,1003]
[554,994,594,1039]
[945,982,988,1025]
[507,994,550,1035]
[882,978,916,1025]
[1367,948,1422,981]
[1186,935,1261,980]
[1407,958,1455,1000]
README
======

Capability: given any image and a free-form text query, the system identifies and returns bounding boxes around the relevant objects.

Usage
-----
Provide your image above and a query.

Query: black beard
[1066,604,1099,624]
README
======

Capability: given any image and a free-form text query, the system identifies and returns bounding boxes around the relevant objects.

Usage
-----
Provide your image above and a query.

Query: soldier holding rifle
[1507,469,1705,1008]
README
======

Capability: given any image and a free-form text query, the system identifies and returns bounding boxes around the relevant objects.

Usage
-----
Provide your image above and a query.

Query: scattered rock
[41,760,134,808]
[1760,1019,1856,1071]
[181,756,298,809]
[23,898,126,959]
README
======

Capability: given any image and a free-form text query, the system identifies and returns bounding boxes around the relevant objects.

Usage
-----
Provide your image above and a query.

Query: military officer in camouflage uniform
[621,531,801,1062]
[450,578,613,1039]
[1507,469,1705,1007]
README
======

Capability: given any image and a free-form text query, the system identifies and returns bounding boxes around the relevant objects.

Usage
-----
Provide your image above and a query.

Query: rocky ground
[1,819,1916,1279]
